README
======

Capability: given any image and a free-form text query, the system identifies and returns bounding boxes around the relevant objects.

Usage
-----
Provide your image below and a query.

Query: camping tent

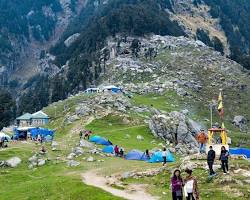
[0,132,11,141]
[102,145,114,153]
[148,151,175,163]
[229,148,250,159]
[95,138,112,145]
[89,135,101,142]
[125,150,149,161]
[89,136,112,145]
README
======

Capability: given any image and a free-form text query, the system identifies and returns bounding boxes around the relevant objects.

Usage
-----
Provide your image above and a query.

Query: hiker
[171,169,183,200]
[184,169,199,200]
[162,147,167,166]
[79,131,83,140]
[196,129,207,154]
[145,149,150,159]
[84,130,92,140]
[114,145,119,156]
[207,146,216,176]
[119,148,124,157]
[39,146,47,155]
[219,146,229,174]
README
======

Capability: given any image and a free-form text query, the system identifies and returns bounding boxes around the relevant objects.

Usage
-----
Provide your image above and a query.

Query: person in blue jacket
[219,146,229,174]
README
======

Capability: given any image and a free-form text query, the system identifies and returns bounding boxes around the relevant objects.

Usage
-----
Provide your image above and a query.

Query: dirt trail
[82,170,159,200]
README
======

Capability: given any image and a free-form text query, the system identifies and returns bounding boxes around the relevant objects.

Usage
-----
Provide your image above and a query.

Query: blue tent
[95,137,112,145]
[229,148,250,158]
[149,151,175,163]
[125,150,149,161]
[102,145,114,153]
[89,135,101,142]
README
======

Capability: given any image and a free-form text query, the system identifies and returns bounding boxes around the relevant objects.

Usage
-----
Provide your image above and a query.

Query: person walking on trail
[207,146,216,176]
[219,146,229,174]
[184,169,199,200]
[196,129,207,154]
[171,169,183,200]
[114,145,119,156]
[162,147,167,166]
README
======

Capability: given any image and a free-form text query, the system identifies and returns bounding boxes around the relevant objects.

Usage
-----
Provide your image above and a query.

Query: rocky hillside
[0,0,87,88]
[1,0,250,127]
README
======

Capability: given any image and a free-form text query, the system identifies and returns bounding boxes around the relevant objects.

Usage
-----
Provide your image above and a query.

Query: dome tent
[125,150,149,161]
[102,145,114,153]
[89,135,102,142]
[149,150,175,163]
[89,135,112,146]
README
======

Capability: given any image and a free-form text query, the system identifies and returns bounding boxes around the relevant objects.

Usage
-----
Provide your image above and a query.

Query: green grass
[85,114,162,151]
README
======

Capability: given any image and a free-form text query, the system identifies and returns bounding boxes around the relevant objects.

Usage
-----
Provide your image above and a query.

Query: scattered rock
[5,157,21,168]
[87,156,95,162]
[67,160,80,167]
[73,147,84,156]
[136,135,144,141]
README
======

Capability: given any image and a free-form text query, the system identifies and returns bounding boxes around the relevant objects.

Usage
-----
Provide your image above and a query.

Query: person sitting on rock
[119,148,124,157]
[196,129,207,154]
[39,146,47,155]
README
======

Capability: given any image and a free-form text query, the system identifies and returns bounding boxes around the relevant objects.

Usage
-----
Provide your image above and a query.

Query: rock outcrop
[149,111,202,154]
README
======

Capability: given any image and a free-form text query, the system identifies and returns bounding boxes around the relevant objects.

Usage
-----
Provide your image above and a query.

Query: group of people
[171,168,199,200]
[79,130,92,140]
[207,145,230,175]
[114,145,124,157]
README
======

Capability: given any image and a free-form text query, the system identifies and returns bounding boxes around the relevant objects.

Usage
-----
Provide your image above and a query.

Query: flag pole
[210,103,213,128]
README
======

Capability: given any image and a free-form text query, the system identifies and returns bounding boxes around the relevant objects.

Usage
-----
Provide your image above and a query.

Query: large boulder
[67,160,80,167]
[149,111,200,154]
[5,157,22,168]
[73,147,84,156]
[232,115,247,131]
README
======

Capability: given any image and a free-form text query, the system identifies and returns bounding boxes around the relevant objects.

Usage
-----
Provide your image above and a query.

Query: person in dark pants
[171,169,183,200]
[219,146,229,174]
[207,146,216,175]
[162,147,167,166]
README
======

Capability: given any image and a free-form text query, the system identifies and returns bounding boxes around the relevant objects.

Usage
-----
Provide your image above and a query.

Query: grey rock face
[149,111,202,154]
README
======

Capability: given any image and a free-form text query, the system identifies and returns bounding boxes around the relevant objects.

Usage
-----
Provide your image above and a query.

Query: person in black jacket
[207,146,216,175]
[219,146,229,174]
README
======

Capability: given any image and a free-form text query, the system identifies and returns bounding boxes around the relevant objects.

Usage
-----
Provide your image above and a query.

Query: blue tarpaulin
[13,127,54,141]
[229,148,250,158]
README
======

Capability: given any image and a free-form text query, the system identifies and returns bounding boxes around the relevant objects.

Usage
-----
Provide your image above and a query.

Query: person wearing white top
[162,147,167,166]
[184,169,199,200]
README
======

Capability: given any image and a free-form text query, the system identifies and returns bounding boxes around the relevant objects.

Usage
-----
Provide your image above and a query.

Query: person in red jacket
[114,145,119,156]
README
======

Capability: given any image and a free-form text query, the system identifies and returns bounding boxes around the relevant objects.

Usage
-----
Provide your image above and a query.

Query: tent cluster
[125,149,175,163]
[89,135,175,163]
[13,127,54,141]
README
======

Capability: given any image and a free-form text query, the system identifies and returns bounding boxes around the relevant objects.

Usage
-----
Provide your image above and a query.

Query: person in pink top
[171,169,183,200]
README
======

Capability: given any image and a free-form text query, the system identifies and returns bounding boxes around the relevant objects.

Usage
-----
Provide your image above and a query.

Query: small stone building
[16,111,49,127]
